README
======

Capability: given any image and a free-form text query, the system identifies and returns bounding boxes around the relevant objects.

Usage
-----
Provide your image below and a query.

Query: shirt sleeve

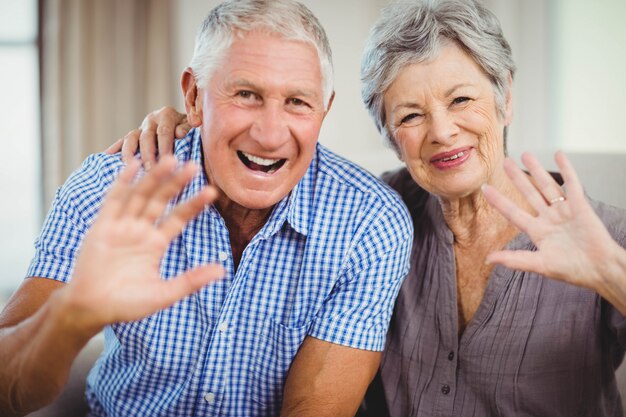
[308,193,413,351]
[26,153,123,283]
[594,200,626,348]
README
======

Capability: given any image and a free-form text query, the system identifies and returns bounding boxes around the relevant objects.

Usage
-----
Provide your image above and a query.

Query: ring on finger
[548,196,566,205]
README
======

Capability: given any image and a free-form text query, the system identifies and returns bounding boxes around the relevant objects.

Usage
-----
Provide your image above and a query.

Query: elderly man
[0,1,412,416]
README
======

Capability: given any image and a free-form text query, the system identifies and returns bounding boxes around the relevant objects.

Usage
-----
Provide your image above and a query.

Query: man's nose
[249,101,290,149]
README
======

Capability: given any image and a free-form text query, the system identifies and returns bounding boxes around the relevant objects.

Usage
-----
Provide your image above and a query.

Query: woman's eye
[400,113,421,124]
[452,96,471,105]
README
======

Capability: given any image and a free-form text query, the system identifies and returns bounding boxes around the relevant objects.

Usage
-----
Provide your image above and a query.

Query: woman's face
[383,42,512,200]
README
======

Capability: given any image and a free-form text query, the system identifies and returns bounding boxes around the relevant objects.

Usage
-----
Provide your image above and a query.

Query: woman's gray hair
[189,0,334,109]
[361,0,516,150]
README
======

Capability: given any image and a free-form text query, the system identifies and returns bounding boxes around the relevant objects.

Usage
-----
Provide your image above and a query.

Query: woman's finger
[486,249,545,275]
[520,152,565,205]
[554,151,586,204]
[121,129,141,164]
[502,157,549,213]
[482,183,537,234]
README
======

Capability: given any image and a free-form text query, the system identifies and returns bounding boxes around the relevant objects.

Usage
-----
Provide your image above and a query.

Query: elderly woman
[356,1,626,416]
[111,1,626,415]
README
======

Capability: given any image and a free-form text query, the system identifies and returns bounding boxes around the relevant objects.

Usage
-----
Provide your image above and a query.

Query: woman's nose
[427,111,459,145]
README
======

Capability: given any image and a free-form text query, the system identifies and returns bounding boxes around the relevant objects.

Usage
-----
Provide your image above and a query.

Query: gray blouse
[360,168,626,417]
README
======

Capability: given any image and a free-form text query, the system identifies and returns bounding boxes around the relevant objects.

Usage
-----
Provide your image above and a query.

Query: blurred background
[1,0,625,299]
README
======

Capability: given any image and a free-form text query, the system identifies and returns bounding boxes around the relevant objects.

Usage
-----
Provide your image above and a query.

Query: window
[0,0,41,300]
[552,0,626,152]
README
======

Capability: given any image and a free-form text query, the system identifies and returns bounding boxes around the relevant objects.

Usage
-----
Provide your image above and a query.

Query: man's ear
[323,91,335,119]
[182,68,203,127]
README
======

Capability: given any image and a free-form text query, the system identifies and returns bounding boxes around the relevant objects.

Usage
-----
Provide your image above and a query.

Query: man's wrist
[48,287,105,343]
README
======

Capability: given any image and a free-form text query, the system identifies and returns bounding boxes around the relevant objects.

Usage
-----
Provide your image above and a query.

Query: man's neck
[215,197,274,272]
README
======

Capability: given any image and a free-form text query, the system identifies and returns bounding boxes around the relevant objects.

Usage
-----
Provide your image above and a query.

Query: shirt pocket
[250,319,310,413]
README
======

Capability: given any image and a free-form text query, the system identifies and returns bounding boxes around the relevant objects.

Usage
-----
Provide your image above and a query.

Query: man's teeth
[441,151,465,162]
[242,152,280,167]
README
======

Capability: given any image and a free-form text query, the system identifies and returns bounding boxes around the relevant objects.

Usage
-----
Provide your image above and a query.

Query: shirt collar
[257,145,318,238]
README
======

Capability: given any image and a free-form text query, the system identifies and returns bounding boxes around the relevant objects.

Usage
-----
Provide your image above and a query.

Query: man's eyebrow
[288,88,319,100]
[228,79,258,90]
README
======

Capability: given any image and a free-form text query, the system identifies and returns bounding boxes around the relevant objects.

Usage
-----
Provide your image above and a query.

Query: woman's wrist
[596,241,626,315]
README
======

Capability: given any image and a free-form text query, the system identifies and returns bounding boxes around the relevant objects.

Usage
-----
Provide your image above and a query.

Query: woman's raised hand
[483,152,626,313]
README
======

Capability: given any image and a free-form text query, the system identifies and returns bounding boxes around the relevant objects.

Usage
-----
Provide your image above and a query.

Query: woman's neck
[439,174,529,249]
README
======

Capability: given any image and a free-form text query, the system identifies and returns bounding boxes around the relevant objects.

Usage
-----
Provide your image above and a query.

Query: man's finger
[154,264,225,310]
[98,159,142,219]
[121,156,180,218]
[158,187,219,241]
[139,163,203,223]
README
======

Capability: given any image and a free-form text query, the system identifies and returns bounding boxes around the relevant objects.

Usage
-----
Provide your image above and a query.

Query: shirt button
[441,385,451,395]
[218,251,228,262]
[217,322,229,333]
[448,351,454,361]
[204,392,216,404]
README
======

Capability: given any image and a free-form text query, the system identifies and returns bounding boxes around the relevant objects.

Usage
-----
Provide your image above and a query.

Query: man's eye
[238,91,256,99]
[288,98,307,106]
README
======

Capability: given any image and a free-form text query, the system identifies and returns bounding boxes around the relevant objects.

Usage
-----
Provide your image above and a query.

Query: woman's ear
[503,72,513,126]
[182,68,203,127]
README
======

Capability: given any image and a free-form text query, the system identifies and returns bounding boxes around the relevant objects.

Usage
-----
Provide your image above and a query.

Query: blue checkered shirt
[27,128,413,416]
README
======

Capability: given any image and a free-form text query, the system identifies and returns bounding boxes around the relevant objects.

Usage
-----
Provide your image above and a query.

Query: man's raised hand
[62,156,224,333]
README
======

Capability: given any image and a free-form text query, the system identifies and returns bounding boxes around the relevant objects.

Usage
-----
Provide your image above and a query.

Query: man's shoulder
[57,152,125,210]
[315,145,406,211]
[173,128,199,161]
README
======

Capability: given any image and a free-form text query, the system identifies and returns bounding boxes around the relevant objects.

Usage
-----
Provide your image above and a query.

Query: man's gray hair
[189,0,334,109]
[361,0,516,150]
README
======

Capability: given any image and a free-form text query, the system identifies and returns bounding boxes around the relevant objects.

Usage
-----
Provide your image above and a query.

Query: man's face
[192,31,329,211]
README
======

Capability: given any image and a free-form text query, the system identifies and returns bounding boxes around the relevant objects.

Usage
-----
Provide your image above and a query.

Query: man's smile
[237,151,287,173]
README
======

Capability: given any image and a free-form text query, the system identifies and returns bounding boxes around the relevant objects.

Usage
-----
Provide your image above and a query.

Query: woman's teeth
[440,151,465,162]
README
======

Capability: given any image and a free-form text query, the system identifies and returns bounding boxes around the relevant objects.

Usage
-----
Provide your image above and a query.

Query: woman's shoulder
[381,167,430,210]
[589,199,626,246]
